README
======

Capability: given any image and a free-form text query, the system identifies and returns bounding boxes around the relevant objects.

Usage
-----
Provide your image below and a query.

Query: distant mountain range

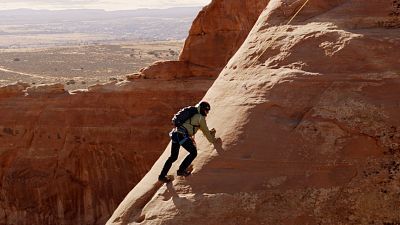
[0,7,202,43]
[0,8,202,22]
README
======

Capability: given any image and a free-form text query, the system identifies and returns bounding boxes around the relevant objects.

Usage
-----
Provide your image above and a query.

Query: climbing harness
[170,126,190,145]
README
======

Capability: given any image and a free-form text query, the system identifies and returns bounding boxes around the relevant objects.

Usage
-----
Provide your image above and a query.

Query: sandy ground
[0,40,183,90]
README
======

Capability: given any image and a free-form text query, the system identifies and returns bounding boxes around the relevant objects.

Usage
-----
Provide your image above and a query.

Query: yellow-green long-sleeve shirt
[182,107,216,143]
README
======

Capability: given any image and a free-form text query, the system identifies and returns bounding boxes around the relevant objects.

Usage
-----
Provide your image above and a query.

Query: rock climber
[158,101,217,183]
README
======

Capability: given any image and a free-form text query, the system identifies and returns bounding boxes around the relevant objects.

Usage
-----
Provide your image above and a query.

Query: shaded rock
[136,0,270,79]
[179,0,270,76]
[0,79,213,225]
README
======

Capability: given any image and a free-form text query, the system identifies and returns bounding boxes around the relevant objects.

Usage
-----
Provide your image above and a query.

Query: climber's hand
[210,128,216,136]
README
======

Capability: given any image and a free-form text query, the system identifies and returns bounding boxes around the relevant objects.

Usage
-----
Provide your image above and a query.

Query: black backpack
[172,106,198,127]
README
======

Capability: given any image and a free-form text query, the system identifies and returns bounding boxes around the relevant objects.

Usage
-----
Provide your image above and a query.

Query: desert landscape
[0,8,200,47]
[0,7,198,90]
[0,41,183,90]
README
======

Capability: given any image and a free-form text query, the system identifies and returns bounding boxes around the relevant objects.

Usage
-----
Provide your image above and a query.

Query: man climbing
[158,101,217,183]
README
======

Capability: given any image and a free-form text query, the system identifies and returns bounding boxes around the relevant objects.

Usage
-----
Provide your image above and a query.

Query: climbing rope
[249,0,311,67]
[286,0,311,25]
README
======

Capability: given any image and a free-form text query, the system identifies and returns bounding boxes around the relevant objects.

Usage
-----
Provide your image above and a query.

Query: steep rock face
[0,80,212,225]
[0,0,273,223]
[108,0,400,224]
[139,0,270,79]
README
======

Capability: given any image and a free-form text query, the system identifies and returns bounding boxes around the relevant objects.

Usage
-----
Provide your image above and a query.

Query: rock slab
[108,1,400,224]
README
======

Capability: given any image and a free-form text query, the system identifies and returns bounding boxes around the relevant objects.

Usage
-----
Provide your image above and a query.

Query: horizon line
[0,5,206,12]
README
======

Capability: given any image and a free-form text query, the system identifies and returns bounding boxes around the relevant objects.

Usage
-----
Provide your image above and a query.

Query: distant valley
[0,7,201,48]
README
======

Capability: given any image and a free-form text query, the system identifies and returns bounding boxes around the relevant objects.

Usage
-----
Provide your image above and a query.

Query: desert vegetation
[0,41,183,90]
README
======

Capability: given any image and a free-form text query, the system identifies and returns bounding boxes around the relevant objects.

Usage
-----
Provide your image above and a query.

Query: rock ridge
[137,0,270,79]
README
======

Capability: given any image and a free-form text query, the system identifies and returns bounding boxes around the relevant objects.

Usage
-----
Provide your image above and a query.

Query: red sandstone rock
[1,0,273,223]
[26,83,66,96]
[108,1,400,224]
[0,82,29,98]
[0,79,213,225]
[126,73,143,81]
[139,61,190,80]
[139,0,270,79]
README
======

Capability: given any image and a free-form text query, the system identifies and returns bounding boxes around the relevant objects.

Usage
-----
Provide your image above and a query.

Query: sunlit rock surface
[108,1,400,224]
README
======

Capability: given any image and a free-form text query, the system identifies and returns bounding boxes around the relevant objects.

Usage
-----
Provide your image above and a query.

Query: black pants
[159,131,197,178]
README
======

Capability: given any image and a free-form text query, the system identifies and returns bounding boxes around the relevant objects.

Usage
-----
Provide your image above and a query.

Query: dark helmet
[199,101,211,116]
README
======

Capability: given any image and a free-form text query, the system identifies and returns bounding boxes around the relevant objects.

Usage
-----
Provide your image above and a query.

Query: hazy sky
[0,0,212,11]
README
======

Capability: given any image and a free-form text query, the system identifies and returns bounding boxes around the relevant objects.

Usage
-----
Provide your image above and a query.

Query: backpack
[172,106,198,127]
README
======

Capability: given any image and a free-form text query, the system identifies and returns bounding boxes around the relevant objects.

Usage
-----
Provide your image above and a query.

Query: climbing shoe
[158,176,172,183]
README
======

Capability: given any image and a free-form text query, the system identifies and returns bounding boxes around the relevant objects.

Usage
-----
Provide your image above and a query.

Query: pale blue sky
[0,0,212,11]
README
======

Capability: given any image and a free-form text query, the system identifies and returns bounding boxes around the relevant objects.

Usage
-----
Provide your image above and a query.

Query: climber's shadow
[161,138,225,208]
[164,182,194,208]
[164,182,179,198]
[213,137,224,154]
[165,182,209,212]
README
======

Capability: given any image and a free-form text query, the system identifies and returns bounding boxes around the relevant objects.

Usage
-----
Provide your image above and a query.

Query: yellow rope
[286,0,311,25]
[249,0,311,67]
